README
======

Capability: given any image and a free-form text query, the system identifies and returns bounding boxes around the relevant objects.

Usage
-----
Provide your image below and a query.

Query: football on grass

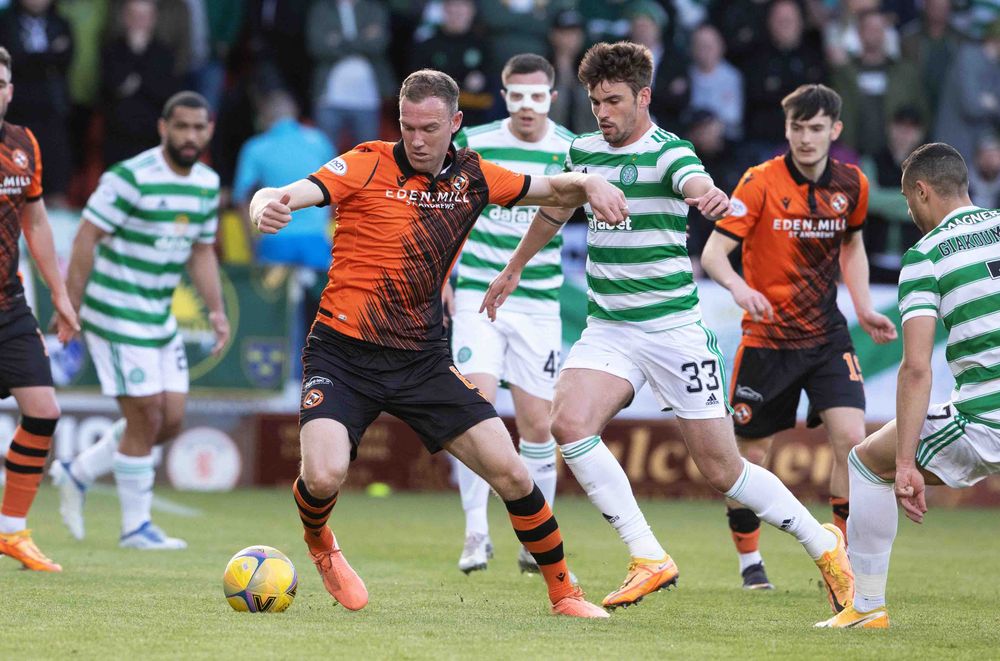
[223,545,297,613]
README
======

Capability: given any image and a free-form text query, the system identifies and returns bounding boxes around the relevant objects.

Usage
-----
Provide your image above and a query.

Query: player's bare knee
[156,417,183,444]
[489,462,533,501]
[24,402,60,421]
[550,411,588,445]
[301,463,346,498]
[706,463,743,493]
[519,417,552,444]
[830,427,865,457]
[129,402,164,439]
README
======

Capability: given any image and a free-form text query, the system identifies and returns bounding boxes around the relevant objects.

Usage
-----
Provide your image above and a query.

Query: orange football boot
[815,604,889,629]
[310,535,368,610]
[815,523,854,613]
[0,530,62,572]
[602,554,679,609]
[551,586,611,618]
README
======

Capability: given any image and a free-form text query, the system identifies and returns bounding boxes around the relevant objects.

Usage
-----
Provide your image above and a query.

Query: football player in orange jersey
[702,84,897,590]
[0,46,79,572]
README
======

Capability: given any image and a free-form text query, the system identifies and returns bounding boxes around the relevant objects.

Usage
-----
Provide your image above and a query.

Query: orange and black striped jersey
[307,140,529,350]
[0,122,42,314]
[715,153,868,349]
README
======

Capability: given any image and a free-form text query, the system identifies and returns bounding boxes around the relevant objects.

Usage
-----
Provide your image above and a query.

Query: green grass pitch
[5,487,999,659]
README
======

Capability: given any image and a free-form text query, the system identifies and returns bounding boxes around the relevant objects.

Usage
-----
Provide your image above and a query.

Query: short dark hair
[502,53,555,85]
[399,69,460,115]
[901,142,969,197]
[781,84,842,122]
[0,46,10,75]
[578,41,653,97]
[162,91,211,120]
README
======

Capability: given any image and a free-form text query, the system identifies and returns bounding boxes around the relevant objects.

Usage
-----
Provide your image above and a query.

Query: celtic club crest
[620,163,638,186]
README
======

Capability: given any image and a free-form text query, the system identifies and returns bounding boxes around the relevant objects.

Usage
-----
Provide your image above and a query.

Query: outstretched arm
[22,200,80,343]
[682,175,732,221]
[841,231,897,344]
[479,207,572,320]
[249,178,327,234]
[520,173,628,223]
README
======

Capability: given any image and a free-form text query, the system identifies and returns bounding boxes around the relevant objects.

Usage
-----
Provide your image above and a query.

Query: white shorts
[85,331,189,397]
[450,309,560,401]
[916,402,1000,488]
[562,318,730,418]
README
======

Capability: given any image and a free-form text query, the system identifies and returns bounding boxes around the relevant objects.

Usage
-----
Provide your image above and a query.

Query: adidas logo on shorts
[705,393,719,406]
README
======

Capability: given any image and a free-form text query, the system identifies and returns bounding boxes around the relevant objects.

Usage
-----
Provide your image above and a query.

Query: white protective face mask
[505,84,552,114]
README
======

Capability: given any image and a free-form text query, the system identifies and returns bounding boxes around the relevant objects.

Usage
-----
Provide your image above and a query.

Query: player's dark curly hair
[781,84,842,122]
[399,69,460,115]
[0,47,11,74]
[577,42,653,97]
[901,143,968,197]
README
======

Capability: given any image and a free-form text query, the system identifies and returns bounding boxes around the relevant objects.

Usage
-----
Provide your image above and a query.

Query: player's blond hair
[399,70,460,115]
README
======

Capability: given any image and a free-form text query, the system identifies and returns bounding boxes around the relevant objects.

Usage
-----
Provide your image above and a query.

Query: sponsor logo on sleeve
[323,157,348,176]
[729,197,747,217]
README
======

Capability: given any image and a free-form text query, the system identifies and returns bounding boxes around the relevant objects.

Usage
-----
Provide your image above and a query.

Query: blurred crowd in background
[2,0,1000,283]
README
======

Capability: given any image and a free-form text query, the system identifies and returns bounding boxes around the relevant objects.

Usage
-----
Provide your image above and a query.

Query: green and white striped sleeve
[197,194,221,244]
[83,164,141,233]
[659,140,709,196]
[898,248,940,322]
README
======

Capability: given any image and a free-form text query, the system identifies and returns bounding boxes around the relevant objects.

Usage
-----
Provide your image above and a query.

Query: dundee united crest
[620,163,638,186]
[303,388,324,409]
[733,403,753,425]
[830,192,849,213]
[12,149,28,170]
[450,173,470,193]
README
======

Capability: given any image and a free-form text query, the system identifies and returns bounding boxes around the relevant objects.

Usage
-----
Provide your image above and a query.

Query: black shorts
[0,307,54,399]
[299,325,498,459]
[729,330,865,438]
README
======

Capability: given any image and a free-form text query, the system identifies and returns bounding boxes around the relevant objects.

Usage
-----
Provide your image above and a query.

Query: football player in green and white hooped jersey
[484,42,856,614]
[446,54,574,575]
[818,143,1000,630]
[52,92,230,549]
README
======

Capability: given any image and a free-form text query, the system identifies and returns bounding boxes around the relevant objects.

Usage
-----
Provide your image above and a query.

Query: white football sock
[0,514,26,534]
[113,451,154,535]
[725,459,836,560]
[561,436,666,559]
[456,460,491,537]
[519,439,557,507]
[71,418,125,486]
[847,448,896,612]
[739,551,763,573]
